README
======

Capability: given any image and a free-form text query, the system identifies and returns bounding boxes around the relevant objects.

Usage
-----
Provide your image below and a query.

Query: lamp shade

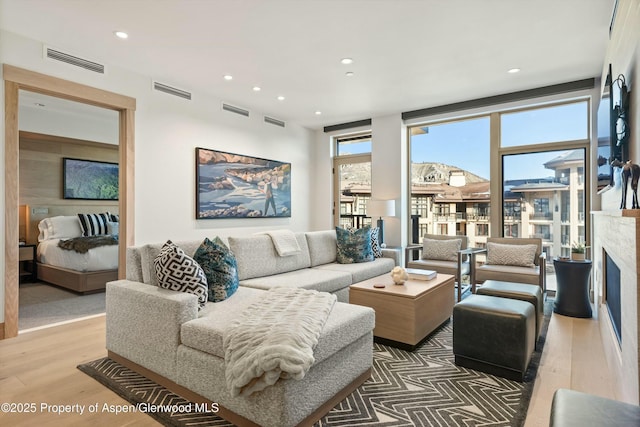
[366,199,396,218]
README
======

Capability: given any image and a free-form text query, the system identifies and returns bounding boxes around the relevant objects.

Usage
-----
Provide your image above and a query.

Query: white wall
[19,100,119,145]
[0,30,316,324]
[600,0,640,210]
[371,113,407,250]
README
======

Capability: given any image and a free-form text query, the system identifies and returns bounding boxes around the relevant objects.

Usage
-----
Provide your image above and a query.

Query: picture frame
[63,157,119,200]
[196,147,291,219]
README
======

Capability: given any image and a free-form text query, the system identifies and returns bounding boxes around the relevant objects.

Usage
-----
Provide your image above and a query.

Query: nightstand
[19,244,37,283]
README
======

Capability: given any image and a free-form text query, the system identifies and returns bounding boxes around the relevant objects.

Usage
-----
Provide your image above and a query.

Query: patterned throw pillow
[486,242,537,268]
[77,212,111,236]
[154,240,208,309]
[370,227,382,258]
[193,237,239,303]
[347,224,382,258]
[336,226,374,264]
[422,238,461,262]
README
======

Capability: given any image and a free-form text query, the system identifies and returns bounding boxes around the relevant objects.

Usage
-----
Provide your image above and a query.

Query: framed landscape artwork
[196,147,291,219]
[63,157,119,200]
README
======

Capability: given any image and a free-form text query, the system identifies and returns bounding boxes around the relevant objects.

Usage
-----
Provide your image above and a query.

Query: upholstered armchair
[405,234,470,301]
[471,237,546,294]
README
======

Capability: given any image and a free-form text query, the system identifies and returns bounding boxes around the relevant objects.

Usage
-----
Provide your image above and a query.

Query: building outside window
[409,117,490,245]
[476,223,489,236]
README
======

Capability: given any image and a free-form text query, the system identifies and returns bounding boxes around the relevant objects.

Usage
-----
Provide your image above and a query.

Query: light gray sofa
[229,230,398,302]
[106,230,397,426]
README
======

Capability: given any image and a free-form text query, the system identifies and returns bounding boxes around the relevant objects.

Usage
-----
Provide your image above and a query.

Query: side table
[19,244,37,283]
[553,257,592,318]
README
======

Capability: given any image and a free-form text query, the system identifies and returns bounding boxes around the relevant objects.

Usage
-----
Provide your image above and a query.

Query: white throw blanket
[223,287,336,396]
[264,230,301,256]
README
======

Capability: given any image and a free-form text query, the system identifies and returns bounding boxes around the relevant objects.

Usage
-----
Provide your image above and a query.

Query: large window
[336,133,371,156]
[333,133,372,228]
[503,148,586,280]
[409,117,490,245]
[501,101,588,147]
[333,154,371,229]
[408,97,591,292]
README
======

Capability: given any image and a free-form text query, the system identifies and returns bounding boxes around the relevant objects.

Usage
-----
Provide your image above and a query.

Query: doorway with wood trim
[3,65,136,339]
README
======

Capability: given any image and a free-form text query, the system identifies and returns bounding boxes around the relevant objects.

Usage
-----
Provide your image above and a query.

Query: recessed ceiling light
[253,86,261,92]
[345,71,354,77]
[114,31,128,39]
[508,68,521,74]
[223,75,233,81]
[277,96,285,101]
[315,111,322,115]
[340,58,353,65]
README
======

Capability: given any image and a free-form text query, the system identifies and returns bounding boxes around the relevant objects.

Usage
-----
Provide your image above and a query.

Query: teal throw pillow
[336,226,374,264]
[193,237,239,302]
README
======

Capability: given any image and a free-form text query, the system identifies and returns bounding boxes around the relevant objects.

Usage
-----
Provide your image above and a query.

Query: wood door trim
[3,65,136,339]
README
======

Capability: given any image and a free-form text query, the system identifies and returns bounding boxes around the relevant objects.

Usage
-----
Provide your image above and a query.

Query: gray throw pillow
[486,242,537,268]
[422,238,461,262]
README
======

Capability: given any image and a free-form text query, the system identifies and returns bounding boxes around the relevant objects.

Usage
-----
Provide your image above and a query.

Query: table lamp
[366,199,395,246]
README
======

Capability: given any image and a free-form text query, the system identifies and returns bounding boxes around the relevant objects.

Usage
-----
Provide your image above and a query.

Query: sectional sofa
[105,230,398,426]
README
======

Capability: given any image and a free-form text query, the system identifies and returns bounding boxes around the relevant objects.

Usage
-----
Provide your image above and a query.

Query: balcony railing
[533,233,552,241]
[531,212,553,220]
[433,213,467,222]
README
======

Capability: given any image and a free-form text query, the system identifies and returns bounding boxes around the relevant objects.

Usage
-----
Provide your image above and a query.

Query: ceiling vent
[153,81,192,100]
[44,46,105,74]
[222,103,250,117]
[264,116,285,128]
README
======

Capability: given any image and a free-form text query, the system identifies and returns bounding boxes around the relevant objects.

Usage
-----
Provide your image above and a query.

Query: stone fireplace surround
[592,210,640,404]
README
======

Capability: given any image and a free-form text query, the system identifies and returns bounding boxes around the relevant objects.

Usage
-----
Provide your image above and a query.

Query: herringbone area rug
[78,301,551,427]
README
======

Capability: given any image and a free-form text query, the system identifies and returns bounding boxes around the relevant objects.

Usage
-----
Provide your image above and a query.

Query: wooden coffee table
[349,273,455,350]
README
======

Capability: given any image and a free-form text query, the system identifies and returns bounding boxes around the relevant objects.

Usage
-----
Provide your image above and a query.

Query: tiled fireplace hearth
[592,210,640,404]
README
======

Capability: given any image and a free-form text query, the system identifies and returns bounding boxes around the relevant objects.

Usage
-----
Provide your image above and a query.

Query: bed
[36,214,119,293]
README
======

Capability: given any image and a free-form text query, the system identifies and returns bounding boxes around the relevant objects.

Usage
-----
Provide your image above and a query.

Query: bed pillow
[37,215,83,242]
[154,240,208,310]
[78,212,112,236]
[336,226,374,264]
[485,242,537,268]
[107,221,119,239]
[422,238,462,262]
[193,237,239,302]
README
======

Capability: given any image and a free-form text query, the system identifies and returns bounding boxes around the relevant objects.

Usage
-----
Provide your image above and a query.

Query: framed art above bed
[63,157,119,200]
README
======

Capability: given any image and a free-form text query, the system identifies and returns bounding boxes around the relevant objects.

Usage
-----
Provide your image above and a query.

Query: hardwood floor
[0,305,617,426]
[524,305,616,426]
[0,315,157,426]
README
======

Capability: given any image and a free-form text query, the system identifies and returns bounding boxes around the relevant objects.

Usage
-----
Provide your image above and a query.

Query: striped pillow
[77,212,111,236]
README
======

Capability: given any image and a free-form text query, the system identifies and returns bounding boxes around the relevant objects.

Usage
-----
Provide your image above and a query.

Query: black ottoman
[550,388,640,426]
[453,294,535,381]
[476,280,543,340]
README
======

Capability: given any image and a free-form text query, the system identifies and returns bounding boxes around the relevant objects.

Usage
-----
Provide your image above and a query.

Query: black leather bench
[550,388,640,426]
[453,294,535,381]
